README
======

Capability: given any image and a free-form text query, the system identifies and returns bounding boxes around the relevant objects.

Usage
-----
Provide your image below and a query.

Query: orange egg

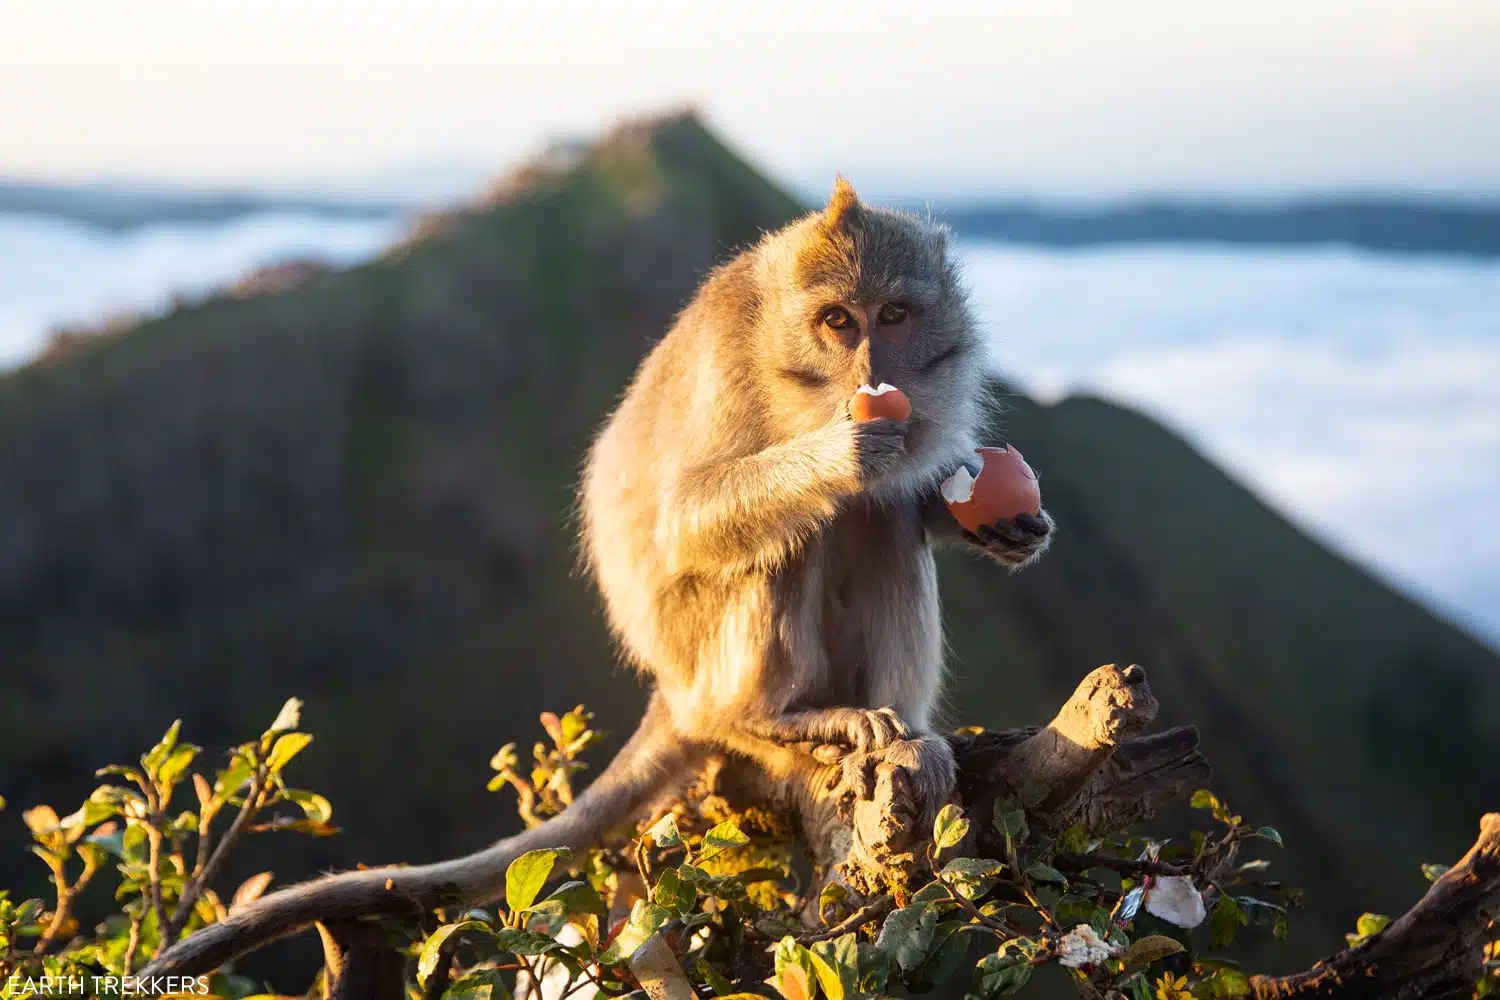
[941,445,1041,532]
[850,383,912,422]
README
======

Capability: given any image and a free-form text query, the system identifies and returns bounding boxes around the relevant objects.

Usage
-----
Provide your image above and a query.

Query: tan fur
[142,182,1051,979]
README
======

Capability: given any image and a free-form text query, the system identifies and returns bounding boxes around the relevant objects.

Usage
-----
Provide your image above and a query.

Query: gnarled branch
[1248,812,1500,999]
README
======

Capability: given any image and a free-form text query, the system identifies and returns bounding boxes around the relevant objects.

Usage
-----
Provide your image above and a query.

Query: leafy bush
[1,704,1493,999]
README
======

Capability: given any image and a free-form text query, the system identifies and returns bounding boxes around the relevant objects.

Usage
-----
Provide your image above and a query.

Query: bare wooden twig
[164,768,268,945]
[799,894,895,943]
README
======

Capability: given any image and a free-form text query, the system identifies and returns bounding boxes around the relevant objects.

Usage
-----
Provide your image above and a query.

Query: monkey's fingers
[1014,513,1050,537]
[975,515,1051,547]
[844,706,908,751]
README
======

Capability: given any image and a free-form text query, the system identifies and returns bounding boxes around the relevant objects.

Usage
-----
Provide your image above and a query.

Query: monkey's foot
[822,735,957,897]
[779,706,908,752]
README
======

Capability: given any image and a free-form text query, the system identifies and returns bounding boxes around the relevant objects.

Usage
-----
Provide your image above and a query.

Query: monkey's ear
[820,175,861,231]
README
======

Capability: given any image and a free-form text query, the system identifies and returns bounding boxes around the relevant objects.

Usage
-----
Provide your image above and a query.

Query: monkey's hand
[960,508,1054,568]
[845,417,907,486]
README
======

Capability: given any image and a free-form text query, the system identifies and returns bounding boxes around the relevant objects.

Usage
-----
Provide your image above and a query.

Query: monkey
[142,178,1052,978]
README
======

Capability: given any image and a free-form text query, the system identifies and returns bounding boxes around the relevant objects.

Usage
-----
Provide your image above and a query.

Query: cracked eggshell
[941,445,1041,532]
[849,383,912,423]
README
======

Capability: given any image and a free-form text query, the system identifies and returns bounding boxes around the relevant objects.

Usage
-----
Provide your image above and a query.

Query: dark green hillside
[0,112,799,910]
[941,392,1500,965]
[1,112,1495,976]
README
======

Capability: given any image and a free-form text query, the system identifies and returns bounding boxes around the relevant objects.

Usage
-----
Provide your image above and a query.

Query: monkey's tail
[141,694,687,979]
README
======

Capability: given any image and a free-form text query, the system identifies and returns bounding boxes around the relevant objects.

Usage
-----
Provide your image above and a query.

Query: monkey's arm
[920,485,1054,568]
[662,419,902,573]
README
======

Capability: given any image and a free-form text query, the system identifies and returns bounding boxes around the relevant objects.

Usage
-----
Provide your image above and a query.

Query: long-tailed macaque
[144,179,1052,976]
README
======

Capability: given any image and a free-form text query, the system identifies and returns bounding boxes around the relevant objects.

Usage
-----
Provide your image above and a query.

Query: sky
[3,1,1499,201]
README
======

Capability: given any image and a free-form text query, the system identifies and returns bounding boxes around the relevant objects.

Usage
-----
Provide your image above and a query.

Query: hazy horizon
[5,3,1499,203]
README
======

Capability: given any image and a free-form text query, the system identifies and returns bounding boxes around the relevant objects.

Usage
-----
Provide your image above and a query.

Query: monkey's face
[756,181,985,479]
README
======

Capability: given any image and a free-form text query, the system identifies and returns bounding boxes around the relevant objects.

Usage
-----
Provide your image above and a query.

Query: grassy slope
[1,113,1495,975]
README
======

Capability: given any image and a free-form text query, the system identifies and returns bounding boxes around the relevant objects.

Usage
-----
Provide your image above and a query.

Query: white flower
[1056,923,1118,969]
[1145,876,1207,928]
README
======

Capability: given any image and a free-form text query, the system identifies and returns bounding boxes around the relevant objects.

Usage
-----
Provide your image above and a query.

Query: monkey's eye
[878,302,909,324]
[821,306,856,331]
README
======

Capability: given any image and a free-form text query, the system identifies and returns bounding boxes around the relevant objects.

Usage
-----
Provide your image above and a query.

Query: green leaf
[909,880,952,906]
[992,803,1027,841]
[806,949,844,1000]
[699,820,749,858]
[1211,895,1247,949]
[652,867,696,915]
[975,950,1033,997]
[809,934,858,1000]
[874,902,936,971]
[1197,967,1252,998]
[1024,861,1068,884]
[597,899,670,965]
[696,958,736,996]
[1421,862,1452,882]
[541,879,607,922]
[818,880,850,918]
[1255,825,1283,847]
[560,710,589,747]
[1236,895,1287,928]
[646,813,682,849]
[493,926,567,957]
[265,697,303,737]
[86,828,127,859]
[932,804,969,850]
[141,720,182,779]
[505,848,568,914]
[282,789,333,824]
[444,970,503,1000]
[775,937,818,1000]
[215,755,255,798]
[525,898,570,936]
[1345,911,1392,947]
[940,857,1005,900]
[1125,934,1185,965]
[266,732,313,773]
[418,920,490,985]
[1190,788,1218,811]
[157,744,200,790]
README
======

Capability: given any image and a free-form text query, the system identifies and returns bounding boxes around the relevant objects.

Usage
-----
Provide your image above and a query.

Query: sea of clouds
[0,213,1494,647]
[0,211,405,369]
[959,241,1500,647]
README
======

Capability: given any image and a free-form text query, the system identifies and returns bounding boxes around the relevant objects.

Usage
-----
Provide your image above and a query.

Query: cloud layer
[961,242,1500,646]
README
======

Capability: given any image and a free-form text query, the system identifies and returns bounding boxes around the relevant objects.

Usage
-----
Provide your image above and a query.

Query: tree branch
[1248,812,1500,999]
